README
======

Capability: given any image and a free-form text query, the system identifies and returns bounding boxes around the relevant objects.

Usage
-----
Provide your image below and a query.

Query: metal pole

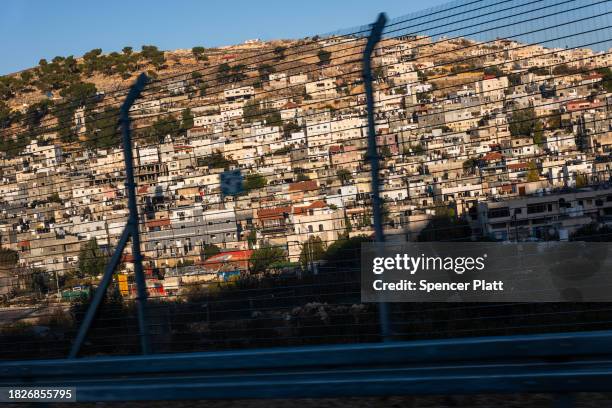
[362,13,391,340]
[120,73,151,355]
[69,226,131,358]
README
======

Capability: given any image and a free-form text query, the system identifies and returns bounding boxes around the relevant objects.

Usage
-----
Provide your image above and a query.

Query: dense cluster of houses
[1,35,612,296]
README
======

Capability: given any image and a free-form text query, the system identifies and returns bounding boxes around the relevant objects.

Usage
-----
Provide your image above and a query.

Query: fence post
[362,13,391,340]
[68,73,151,357]
[120,73,151,355]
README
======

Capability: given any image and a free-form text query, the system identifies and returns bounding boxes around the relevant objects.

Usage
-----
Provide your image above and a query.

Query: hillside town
[1,33,612,300]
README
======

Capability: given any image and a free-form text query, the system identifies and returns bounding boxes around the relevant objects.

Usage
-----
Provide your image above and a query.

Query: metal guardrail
[2,330,612,401]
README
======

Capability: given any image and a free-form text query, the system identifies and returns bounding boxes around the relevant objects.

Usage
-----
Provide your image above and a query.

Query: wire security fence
[0,0,611,360]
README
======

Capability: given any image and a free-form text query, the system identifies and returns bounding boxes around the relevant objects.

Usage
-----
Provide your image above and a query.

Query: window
[527,203,547,214]
[308,225,313,233]
[488,207,510,219]
[319,224,324,232]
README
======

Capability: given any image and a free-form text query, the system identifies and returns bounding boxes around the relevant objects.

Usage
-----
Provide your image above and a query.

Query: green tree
[48,192,63,204]
[181,108,194,132]
[528,66,549,76]
[509,107,536,137]
[247,230,257,249]
[77,238,108,278]
[243,173,267,191]
[149,115,180,143]
[527,162,540,182]
[192,46,208,61]
[258,63,275,80]
[548,110,562,131]
[508,72,522,86]
[462,157,480,174]
[202,243,220,258]
[380,145,392,159]
[283,121,301,135]
[336,169,353,185]
[0,101,17,129]
[29,269,49,297]
[596,67,612,92]
[273,46,286,61]
[263,111,281,126]
[191,71,203,82]
[243,100,264,122]
[196,151,238,169]
[141,45,165,68]
[552,64,579,75]
[344,214,352,234]
[299,236,326,268]
[217,63,231,81]
[59,81,97,105]
[20,70,33,84]
[54,81,98,142]
[483,66,504,77]
[198,83,207,96]
[417,208,472,242]
[533,120,544,145]
[323,235,371,269]
[317,49,331,66]
[86,106,121,149]
[23,100,52,130]
[249,245,287,274]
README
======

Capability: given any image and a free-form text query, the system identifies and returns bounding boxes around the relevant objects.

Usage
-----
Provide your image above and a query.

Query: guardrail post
[362,13,390,340]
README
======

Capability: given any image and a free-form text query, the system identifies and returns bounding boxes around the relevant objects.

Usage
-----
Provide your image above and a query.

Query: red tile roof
[258,205,292,219]
[507,162,529,170]
[17,240,30,248]
[293,200,327,215]
[483,152,503,161]
[146,218,171,229]
[204,250,254,264]
[282,102,299,109]
[288,180,318,192]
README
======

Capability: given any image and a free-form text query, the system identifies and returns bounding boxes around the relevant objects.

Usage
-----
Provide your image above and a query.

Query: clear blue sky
[0,0,449,75]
